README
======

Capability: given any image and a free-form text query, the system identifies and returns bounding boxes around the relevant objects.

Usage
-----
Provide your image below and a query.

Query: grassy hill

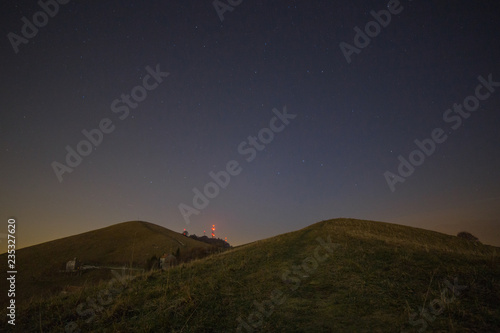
[0,221,210,306]
[6,218,500,332]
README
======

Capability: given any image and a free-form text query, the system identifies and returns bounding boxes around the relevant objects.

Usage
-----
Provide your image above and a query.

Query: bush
[145,255,159,271]
[457,231,480,242]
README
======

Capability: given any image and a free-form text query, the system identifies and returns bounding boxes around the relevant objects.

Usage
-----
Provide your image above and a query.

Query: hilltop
[0,221,210,305]
[6,218,500,332]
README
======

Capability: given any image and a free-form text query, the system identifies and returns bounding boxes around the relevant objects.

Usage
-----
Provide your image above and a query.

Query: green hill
[6,218,500,332]
[0,221,209,306]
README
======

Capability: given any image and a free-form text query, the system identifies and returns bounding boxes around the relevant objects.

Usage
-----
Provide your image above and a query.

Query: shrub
[457,231,480,242]
[145,255,159,271]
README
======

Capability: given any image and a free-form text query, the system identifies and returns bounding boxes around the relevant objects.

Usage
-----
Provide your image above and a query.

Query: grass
[0,221,210,306]
[3,218,500,332]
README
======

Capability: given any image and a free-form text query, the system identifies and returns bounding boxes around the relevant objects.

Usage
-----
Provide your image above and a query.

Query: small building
[66,257,81,272]
[159,253,176,270]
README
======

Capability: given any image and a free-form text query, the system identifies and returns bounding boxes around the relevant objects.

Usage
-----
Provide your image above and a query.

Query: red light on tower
[211,224,215,238]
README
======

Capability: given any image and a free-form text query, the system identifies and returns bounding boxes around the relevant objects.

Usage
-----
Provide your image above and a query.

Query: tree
[457,231,480,243]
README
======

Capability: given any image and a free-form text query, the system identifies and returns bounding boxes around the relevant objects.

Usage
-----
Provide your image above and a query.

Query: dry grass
[4,218,500,332]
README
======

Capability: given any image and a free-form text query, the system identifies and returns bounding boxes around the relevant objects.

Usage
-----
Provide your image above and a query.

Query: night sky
[1,0,499,249]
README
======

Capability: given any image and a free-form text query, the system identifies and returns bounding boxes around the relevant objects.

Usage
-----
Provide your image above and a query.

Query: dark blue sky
[1,0,499,248]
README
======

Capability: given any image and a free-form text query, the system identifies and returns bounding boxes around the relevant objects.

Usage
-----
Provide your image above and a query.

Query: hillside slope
[0,221,209,305]
[10,218,500,332]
